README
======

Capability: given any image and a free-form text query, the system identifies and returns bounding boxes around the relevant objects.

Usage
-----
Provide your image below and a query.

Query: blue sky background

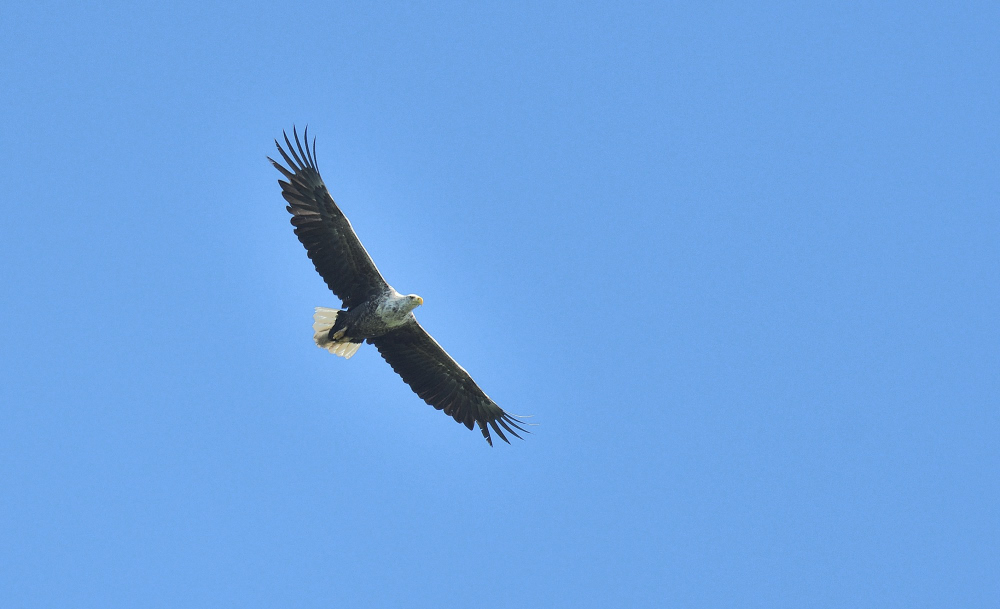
[1,1,997,607]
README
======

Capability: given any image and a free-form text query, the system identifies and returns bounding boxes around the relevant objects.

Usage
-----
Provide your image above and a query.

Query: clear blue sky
[1,2,997,607]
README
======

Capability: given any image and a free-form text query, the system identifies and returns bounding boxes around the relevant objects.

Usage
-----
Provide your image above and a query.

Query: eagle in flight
[270,128,527,445]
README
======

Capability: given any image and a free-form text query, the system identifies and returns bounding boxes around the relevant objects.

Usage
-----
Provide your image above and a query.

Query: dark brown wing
[369,320,528,446]
[269,127,388,309]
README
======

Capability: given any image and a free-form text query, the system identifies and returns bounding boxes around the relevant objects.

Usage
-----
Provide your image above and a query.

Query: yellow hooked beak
[415,296,424,305]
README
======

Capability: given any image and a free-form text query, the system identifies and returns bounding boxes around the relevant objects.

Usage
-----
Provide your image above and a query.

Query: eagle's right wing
[270,128,388,309]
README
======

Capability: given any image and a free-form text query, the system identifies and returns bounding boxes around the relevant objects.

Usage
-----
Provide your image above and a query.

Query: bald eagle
[270,128,527,445]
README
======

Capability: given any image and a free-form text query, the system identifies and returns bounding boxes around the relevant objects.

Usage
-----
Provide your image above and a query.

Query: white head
[382,290,425,318]
[405,294,424,311]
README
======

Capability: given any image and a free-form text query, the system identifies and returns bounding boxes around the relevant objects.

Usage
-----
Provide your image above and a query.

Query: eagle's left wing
[369,320,528,445]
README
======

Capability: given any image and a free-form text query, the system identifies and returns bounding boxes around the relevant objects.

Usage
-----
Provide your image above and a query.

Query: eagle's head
[406,294,424,310]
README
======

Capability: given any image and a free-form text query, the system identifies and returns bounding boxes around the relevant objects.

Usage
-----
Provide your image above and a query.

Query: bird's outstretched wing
[269,127,388,309]
[370,321,528,446]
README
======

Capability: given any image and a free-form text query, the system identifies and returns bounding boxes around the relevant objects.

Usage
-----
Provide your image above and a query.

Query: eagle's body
[310,287,422,359]
[331,287,422,340]
[269,128,527,445]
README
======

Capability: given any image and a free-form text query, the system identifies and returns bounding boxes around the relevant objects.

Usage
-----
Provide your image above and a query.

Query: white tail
[312,307,361,359]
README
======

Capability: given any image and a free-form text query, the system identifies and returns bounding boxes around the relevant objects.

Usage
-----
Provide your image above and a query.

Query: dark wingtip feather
[274,138,300,172]
[268,156,295,180]
[488,420,511,444]
[497,416,524,440]
[293,125,311,170]
[302,125,312,167]
[284,129,306,169]
[503,414,531,435]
